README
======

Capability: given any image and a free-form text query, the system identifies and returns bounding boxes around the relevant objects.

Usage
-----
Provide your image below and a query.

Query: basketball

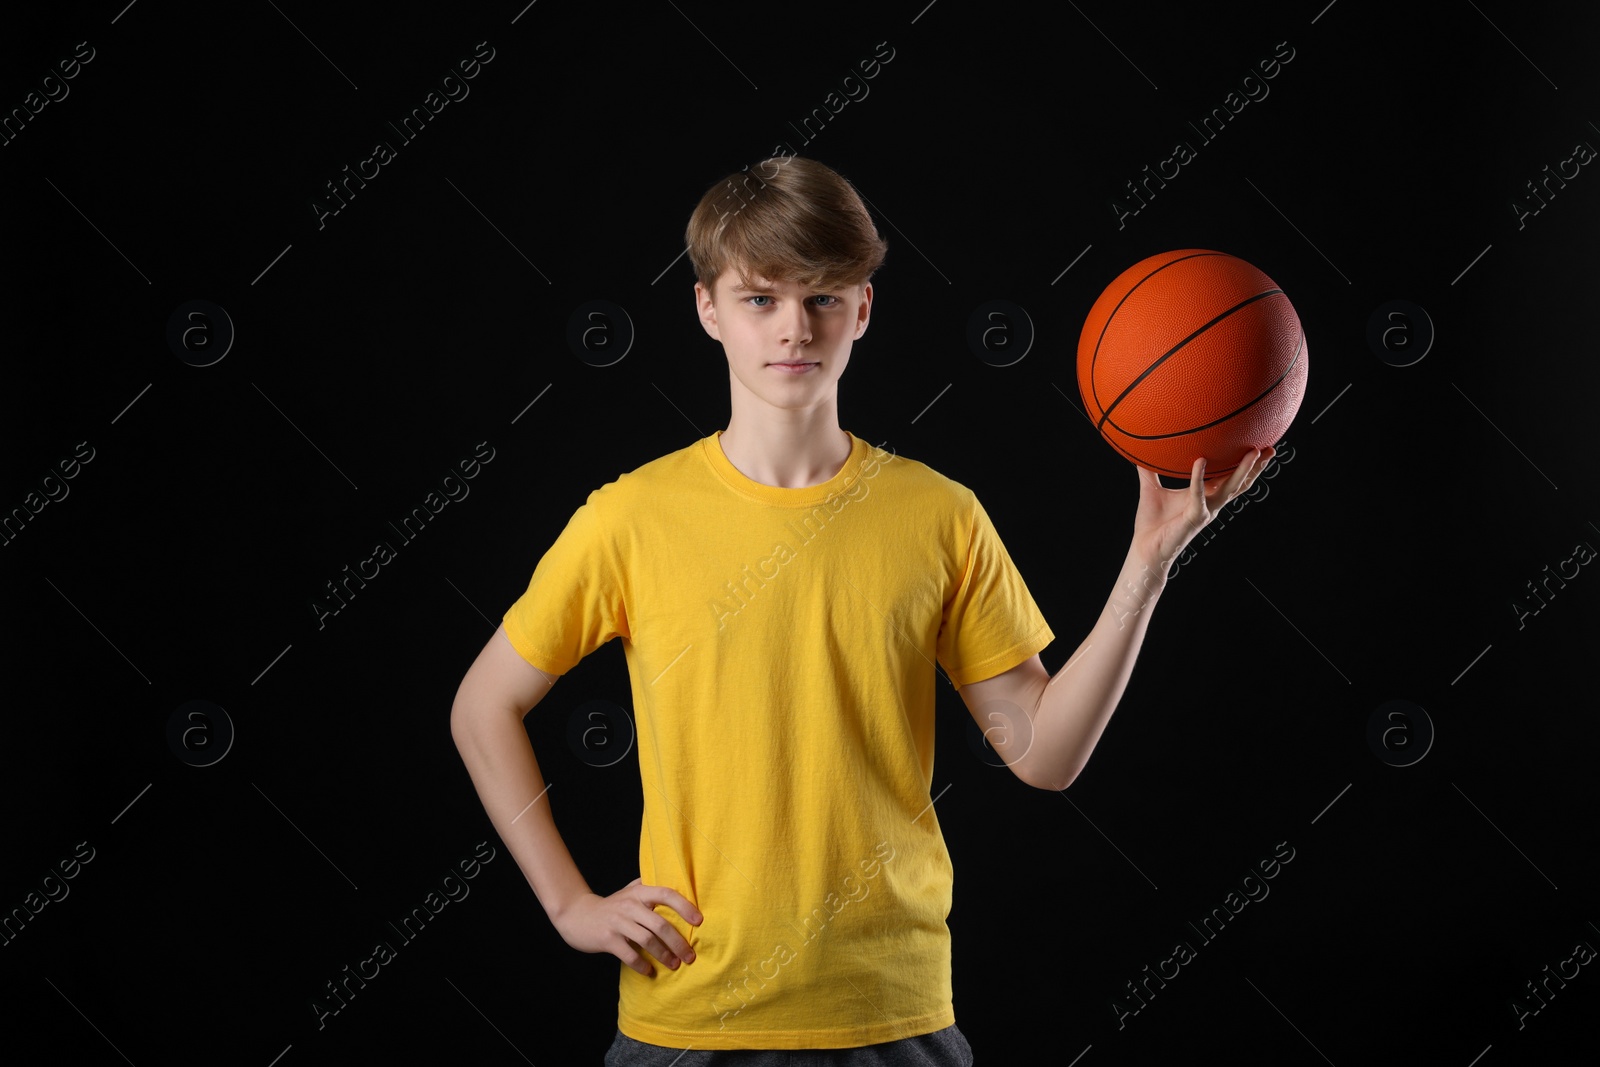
[1076,249,1307,478]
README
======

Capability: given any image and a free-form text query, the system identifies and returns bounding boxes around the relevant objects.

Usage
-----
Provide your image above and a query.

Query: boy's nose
[779,308,813,345]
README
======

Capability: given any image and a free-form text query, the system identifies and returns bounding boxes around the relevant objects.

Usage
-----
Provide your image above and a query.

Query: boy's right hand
[553,877,703,976]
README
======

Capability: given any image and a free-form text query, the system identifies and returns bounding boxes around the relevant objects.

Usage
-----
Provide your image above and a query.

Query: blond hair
[685,155,888,294]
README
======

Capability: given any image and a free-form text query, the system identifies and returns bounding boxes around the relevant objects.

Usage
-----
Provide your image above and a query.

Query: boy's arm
[451,625,702,975]
[961,448,1274,791]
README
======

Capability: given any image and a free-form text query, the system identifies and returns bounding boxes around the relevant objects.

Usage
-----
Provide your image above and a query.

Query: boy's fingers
[644,910,691,952]
[652,907,697,962]
[646,939,680,968]
[626,886,699,965]
[622,922,672,966]
[641,882,703,925]
[663,929,694,963]
[671,891,703,924]
[1223,449,1260,498]
[618,940,651,975]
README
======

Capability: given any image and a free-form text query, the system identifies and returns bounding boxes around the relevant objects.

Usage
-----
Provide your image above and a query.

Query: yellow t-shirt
[501,430,1054,1050]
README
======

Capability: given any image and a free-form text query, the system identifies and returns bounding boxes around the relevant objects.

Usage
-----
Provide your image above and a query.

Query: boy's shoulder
[580,434,712,500]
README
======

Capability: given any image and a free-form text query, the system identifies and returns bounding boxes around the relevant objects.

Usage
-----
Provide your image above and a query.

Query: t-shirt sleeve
[936,490,1055,690]
[501,488,630,676]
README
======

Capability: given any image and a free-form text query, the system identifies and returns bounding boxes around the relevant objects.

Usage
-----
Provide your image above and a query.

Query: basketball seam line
[1107,327,1305,440]
[1095,288,1287,432]
[1088,252,1222,418]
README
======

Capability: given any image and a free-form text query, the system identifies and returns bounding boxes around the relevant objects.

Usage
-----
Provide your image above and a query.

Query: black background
[3,1,1597,1063]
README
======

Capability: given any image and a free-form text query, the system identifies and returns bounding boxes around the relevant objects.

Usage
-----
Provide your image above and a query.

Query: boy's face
[695,268,872,415]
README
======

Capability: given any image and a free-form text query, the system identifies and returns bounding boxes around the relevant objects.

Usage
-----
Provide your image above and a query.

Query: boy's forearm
[1027,543,1166,790]
[451,706,592,922]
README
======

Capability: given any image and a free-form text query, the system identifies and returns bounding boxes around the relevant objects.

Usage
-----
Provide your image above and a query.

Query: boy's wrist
[543,881,595,926]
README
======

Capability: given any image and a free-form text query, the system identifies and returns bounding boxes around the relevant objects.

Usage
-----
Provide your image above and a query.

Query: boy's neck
[717,408,852,489]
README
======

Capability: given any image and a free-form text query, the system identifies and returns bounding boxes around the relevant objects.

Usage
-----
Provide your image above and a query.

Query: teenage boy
[450,155,1273,1064]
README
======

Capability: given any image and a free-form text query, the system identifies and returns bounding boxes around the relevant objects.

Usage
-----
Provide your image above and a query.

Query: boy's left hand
[1131,447,1276,573]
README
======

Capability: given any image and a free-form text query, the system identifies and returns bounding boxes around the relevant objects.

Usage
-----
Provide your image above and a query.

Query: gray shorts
[603,1023,973,1066]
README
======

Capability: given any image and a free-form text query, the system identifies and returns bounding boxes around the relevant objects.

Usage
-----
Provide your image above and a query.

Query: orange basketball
[1076,249,1307,478]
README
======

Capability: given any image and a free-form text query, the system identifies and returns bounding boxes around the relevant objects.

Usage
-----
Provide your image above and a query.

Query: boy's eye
[745,294,838,308]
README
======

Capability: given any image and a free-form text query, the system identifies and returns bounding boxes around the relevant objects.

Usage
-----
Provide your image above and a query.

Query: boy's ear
[694,280,721,340]
[853,282,873,340]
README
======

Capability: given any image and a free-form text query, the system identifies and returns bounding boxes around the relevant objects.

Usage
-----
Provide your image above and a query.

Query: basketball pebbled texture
[1077,249,1308,477]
